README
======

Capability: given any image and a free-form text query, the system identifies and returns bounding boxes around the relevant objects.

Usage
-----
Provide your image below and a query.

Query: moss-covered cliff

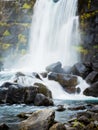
[78,0,98,64]
[0,0,36,66]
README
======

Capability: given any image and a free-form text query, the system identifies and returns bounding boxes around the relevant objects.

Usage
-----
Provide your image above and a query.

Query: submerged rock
[19,109,55,130]
[56,105,66,112]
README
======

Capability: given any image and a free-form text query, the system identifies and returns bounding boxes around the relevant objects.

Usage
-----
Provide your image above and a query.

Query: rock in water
[49,123,66,130]
[19,109,55,130]
[0,123,9,130]
[34,93,54,106]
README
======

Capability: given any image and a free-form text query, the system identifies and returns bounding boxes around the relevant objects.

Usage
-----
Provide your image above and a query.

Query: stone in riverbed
[49,123,66,130]
[34,83,52,98]
[71,62,91,79]
[83,81,98,97]
[0,123,9,130]
[86,71,98,84]
[48,72,78,94]
[19,109,55,130]
[34,93,54,106]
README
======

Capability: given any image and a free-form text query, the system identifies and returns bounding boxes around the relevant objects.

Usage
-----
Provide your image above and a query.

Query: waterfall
[22,0,80,71]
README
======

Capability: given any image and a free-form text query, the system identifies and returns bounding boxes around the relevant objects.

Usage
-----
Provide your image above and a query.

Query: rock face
[19,109,55,130]
[78,0,98,65]
[83,81,98,97]
[0,81,53,106]
[48,72,78,94]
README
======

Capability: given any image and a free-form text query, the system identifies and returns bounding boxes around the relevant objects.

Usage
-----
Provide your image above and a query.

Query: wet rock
[48,72,78,94]
[46,62,64,74]
[77,116,90,124]
[92,63,98,71]
[56,105,66,112]
[40,72,48,78]
[68,105,86,111]
[32,72,42,80]
[49,123,66,130]
[34,93,53,106]
[17,112,33,119]
[19,109,55,130]
[0,123,9,130]
[71,62,90,79]
[83,81,98,97]
[0,89,8,103]
[86,71,98,84]
[34,83,52,98]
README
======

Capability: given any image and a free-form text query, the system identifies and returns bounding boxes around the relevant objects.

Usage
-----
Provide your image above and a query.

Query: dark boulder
[83,81,98,97]
[56,105,66,112]
[71,63,91,79]
[46,62,64,74]
[0,123,9,130]
[0,82,38,104]
[34,93,54,106]
[6,86,38,104]
[48,72,78,94]
[34,83,52,98]
[86,71,98,84]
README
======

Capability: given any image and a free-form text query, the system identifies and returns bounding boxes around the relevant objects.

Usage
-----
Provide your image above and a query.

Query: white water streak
[15,0,80,71]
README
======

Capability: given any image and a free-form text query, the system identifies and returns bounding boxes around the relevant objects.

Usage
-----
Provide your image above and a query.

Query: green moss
[18,34,27,43]
[22,3,31,9]
[2,43,11,50]
[74,45,88,55]
[73,120,85,128]
[93,45,98,49]
[3,30,11,36]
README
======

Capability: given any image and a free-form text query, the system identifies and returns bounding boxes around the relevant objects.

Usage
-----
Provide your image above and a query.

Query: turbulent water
[15,0,80,71]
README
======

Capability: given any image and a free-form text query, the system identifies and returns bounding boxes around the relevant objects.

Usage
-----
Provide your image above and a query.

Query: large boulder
[83,81,98,97]
[46,62,64,74]
[71,63,91,79]
[48,72,78,94]
[86,71,98,84]
[0,82,38,104]
[0,123,9,130]
[34,93,54,106]
[34,83,52,98]
[19,109,55,130]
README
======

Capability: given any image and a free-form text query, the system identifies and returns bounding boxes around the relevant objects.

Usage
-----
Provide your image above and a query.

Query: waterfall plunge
[20,0,80,71]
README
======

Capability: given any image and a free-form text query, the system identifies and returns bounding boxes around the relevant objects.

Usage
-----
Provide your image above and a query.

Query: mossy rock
[34,83,52,98]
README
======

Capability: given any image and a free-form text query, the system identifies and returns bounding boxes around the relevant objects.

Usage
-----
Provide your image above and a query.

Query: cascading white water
[20,0,80,71]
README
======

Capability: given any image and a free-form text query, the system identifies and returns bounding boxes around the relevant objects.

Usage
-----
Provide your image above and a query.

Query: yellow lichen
[3,30,11,36]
